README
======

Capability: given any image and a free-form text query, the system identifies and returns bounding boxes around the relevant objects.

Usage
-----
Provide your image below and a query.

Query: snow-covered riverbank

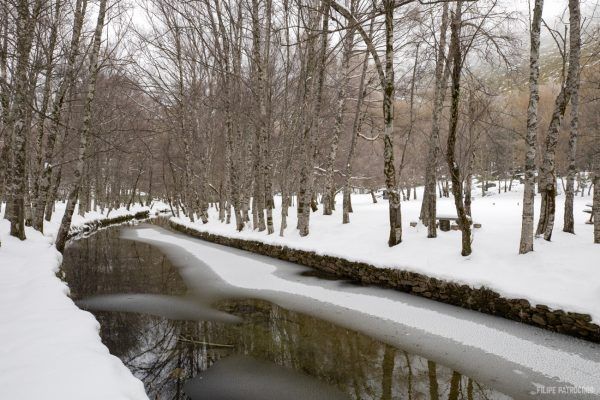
[173,185,600,323]
[0,203,152,400]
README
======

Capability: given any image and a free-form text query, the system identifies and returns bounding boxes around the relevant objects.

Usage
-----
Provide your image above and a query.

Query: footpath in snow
[0,203,152,400]
[172,184,600,324]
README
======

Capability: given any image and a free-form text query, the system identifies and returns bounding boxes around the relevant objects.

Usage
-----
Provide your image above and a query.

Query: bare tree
[536,0,581,241]
[5,0,43,240]
[421,2,449,238]
[445,1,472,256]
[563,0,582,234]
[519,0,543,254]
[56,0,109,252]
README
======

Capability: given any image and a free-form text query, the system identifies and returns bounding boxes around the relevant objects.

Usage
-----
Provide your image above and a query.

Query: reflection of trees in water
[96,299,509,400]
[62,230,510,399]
[62,228,186,299]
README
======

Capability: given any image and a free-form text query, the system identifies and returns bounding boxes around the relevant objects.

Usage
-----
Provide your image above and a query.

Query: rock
[532,314,546,326]
[567,312,592,323]
[409,221,418,227]
[473,223,482,228]
[560,315,574,325]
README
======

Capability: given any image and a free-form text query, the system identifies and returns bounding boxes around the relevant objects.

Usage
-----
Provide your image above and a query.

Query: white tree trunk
[519,0,543,254]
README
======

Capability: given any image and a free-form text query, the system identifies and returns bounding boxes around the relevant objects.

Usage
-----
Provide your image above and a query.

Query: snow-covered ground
[0,202,154,400]
[173,184,600,323]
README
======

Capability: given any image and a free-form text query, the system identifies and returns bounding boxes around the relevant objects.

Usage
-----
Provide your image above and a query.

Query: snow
[172,184,600,323]
[131,226,600,392]
[0,202,155,400]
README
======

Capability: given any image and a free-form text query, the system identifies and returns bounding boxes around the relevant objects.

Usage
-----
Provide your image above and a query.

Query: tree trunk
[33,0,88,233]
[465,163,474,217]
[56,0,107,252]
[382,0,401,247]
[446,1,472,256]
[263,0,274,234]
[31,0,61,228]
[594,149,600,243]
[6,0,40,240]
[342,16,372,225]
[537,0,580,241]
[422,3,450,237]
[324,5,354,216]
[297,1,329,237]
[519,0,544,254]
[563,0,581,234]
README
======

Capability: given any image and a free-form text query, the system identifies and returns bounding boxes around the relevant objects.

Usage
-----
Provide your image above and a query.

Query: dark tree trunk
[446,2,472,256]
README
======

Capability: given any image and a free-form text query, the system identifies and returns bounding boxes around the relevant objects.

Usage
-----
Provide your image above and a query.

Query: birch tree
[323,0,356,216]
[297,0,329,237]
[536,0,581,241]
[563,0,582,234]
[519,0,543,254]
[421,3,450,238]
[445,1,473,256]
[5,0,42,240]
[33,0,88,233]
[330,0,412,246]
[56,0,108,252]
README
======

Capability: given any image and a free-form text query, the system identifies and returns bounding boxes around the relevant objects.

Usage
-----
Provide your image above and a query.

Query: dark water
[61,224,509,400]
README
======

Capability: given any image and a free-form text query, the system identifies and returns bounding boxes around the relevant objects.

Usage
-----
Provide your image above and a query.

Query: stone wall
[67,210,151,240]
[170,220,600,343]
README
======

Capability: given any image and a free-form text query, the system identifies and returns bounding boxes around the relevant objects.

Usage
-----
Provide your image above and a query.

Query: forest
[0,0,599,256]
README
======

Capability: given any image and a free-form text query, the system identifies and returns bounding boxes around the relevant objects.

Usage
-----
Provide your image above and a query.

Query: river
[60,220,600,399]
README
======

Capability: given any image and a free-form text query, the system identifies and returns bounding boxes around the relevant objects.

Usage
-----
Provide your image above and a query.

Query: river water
[60,221,600,399]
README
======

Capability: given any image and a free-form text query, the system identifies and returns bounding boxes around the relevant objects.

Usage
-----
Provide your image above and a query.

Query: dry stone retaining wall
[67,210,151,240]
